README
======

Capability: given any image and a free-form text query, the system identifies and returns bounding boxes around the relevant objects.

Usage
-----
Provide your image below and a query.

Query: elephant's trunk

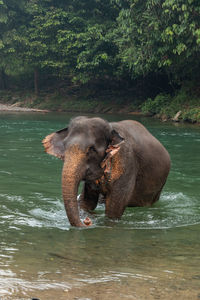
[62,145,86,227]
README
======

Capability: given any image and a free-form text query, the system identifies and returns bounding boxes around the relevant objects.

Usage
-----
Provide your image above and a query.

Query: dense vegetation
[0,0,200,122]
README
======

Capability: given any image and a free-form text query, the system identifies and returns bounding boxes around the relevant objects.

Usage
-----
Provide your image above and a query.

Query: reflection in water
[0,112,200,299]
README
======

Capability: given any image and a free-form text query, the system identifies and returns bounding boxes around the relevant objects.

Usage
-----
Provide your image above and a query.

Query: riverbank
[0,103,49,113]
[0,100,136,115]
[0,88,140,115]
[0,88,199,123]
[140,90,200,124]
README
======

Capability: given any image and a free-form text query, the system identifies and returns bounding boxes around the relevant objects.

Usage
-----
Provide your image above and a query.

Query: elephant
[42,116,170,227]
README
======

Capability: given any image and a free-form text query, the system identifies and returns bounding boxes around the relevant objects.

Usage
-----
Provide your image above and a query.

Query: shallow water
[0,111,200,299]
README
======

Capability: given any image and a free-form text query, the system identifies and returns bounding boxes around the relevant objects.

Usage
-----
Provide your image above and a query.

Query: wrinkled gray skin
[43,116,170,227]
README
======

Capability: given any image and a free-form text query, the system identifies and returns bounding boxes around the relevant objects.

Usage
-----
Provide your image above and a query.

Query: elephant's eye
[88,146,97,154]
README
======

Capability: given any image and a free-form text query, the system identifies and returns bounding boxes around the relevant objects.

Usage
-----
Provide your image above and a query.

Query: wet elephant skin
[43,116,171,227]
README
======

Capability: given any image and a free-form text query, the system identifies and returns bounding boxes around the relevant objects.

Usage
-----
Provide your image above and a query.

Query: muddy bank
[0,101,140,115]
[1,100,199,125]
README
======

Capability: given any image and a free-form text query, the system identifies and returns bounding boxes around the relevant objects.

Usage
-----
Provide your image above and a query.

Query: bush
[141,87,200,123]
[141,93,171,115]
[182,108,200,123]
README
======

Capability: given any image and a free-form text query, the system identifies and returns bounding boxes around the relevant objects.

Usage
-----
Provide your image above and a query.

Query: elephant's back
[113,119,154,140]
[112,119,171,173]
[111,119,158,147]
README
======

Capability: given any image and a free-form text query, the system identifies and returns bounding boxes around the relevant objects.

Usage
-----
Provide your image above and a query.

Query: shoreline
[0,102,199,125]
[0,102,140,115]
[0,86,199,123]
[0,103,49,113]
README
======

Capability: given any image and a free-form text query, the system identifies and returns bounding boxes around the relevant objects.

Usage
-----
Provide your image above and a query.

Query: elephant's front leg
[105,182,127,219]
[79,182,99,212]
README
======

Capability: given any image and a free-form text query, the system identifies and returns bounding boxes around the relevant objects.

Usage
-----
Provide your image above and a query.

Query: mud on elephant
[42,116,170,227]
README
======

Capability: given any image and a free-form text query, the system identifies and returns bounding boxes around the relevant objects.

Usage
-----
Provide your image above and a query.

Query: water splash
[1,191,199,231]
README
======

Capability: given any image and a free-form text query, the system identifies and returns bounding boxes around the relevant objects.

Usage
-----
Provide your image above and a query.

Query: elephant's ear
[101,129,124,173]
[42,127,68,160]
[106,129,124,157]
[101,130,124,181]
[110,129,124,147]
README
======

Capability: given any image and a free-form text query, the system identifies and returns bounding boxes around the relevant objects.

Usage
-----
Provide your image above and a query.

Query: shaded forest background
[0,0,200,122]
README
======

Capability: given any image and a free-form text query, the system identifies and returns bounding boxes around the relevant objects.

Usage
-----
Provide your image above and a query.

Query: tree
[115,0,200,83]
[18,0,120,85]
[0,0,28,89]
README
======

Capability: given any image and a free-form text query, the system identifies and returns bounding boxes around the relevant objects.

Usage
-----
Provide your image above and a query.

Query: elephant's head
[42,116,124,227]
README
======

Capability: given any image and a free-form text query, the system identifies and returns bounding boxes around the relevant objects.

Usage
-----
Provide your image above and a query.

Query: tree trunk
[34,68,39,95]
[0,68,7,89]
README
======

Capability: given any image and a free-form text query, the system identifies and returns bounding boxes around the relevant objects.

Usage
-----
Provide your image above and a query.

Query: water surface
[0,112,200,299]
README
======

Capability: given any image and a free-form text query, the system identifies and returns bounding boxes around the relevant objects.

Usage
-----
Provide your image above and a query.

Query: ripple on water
[1,191,199,231]
[1,269,155,298]
[0,269,71,297]
[77,270,157,284]
[0,193,24,203]
[111,191,200,230]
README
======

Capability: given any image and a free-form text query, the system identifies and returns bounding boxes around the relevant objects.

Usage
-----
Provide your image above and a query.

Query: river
[0,111,199,299]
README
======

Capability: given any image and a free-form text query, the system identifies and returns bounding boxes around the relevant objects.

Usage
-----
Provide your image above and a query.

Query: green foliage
[115,0,200,81]
[141,94,171,115]
[0,0,121,86]
[141,85,200,123]
[182,108,200,123]
[18,0,120,82]
[1,0,200,83]
[0,0,200,122]
[0,0,27,77]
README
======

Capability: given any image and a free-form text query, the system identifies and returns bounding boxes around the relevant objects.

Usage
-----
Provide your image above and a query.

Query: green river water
[0,112,199,300]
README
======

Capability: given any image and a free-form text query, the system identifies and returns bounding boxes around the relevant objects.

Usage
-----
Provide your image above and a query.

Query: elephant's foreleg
[105,185,127,219]
[79,182,99,212]
[105,178,135,219]
[105,195,126,219]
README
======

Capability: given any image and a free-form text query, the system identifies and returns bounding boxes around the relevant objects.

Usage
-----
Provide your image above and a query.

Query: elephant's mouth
[85,167,104,182]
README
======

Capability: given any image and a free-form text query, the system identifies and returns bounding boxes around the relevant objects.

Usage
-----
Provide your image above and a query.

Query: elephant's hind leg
[151,188,163,205]
[79,182,99,212]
